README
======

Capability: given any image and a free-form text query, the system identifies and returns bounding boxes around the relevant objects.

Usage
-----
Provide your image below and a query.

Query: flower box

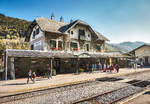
[58,47,62,51]
[51,47,56,50]
[74,48,78,51]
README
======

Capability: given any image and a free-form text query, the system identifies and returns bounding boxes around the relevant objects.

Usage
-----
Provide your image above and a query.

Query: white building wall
[69,25,91,41]
[29,25,44,50]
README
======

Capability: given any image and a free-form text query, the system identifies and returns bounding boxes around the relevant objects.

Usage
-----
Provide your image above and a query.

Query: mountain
[0,13,31,39]
[107,41,150,53]
[0,13,149,53]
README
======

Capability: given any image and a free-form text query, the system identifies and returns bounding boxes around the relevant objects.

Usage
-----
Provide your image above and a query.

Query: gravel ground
[95,86,143,104]
[3,71,150,104]
[3,82,128,104]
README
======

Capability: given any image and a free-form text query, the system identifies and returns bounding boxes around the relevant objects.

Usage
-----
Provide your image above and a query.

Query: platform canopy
[6,49,75,58]
[6,49,131,59]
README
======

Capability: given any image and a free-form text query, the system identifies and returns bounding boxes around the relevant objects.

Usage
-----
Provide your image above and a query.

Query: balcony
[79,35,86,40]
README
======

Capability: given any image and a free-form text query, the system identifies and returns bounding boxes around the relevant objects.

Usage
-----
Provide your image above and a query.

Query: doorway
[145,57,149,66]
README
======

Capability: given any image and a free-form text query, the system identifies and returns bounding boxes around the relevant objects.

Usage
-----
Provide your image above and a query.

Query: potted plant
[74,48,78,51]
[52,69,56,76]
[58,47,62,51]
[51,47,56,50]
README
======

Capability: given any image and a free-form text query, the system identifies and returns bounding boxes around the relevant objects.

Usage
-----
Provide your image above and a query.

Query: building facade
[3,15,130,80]
[130,44,150,66]
[25,16,109,55]
[24,16,110,74]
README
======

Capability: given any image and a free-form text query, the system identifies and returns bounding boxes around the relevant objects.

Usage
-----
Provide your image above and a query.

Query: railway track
[0,81,95,104]
[74,79,150,104]
[1,70,150,104]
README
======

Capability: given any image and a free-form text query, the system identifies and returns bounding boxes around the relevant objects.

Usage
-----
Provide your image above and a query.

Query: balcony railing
[79,35,86,40]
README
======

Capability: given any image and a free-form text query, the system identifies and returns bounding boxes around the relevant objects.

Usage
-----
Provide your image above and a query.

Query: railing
[79,35,86,40]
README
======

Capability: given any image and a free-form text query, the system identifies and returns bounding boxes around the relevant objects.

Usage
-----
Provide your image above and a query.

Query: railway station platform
[0,68,150,97]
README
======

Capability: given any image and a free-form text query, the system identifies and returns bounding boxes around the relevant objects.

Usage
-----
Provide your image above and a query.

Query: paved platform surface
[0,68,150,97]
[123,88,150,104]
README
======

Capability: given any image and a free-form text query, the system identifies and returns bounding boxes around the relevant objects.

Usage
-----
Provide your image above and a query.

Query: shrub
[79,68,84,72]
[52,69,56,76]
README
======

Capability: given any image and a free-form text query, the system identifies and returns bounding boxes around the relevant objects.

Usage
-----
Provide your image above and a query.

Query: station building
[4,15,131,80]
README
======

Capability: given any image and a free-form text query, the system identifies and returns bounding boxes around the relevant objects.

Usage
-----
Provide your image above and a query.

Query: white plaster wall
[29,25,44,50]
[30,25,44,42]
[135,46,150,57]
[69,25,91,41]
[33,40,44,50]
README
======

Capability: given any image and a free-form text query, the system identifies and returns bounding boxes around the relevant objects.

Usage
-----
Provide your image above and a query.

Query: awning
[6,49,75,58]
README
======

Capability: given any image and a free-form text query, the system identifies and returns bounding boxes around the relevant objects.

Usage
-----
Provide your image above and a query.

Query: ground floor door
[54,58,60,74]
[145,57,149,66]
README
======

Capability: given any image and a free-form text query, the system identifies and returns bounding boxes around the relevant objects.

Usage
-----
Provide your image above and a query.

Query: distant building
[129,44,150,66]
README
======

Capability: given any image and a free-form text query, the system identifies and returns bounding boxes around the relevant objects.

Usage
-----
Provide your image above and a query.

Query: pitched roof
[6,49,75,58]
[25,17,109,41]
[129,44,150,53]
[35,17,68,34]
[95,31,109,41]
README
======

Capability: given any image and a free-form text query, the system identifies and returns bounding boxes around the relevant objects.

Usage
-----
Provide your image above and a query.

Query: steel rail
[73,79,150,104]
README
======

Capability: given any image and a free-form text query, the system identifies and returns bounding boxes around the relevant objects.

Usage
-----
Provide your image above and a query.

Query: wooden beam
[10,57,15,80]
[5,51,8,80]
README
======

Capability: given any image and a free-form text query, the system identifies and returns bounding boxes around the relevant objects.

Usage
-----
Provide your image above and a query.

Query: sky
[0,0,150,43]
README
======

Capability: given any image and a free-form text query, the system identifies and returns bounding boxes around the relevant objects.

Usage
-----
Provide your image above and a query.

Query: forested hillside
[0,13,31,39]
[107,41,150,53]
[0,13,149,52]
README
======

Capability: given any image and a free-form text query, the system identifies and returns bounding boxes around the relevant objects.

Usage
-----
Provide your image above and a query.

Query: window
[71,31,73,35]
[96,45,101,52]
[31,44,34,50]
[36,28,40,34]
[50,40,56,50]
[79,29,85,40]
[85,44,89,51]
[79,29,85,36]
[58,41,63,51]
[88,34,90,37]
[33,31,36,39]
[70,42,78,51]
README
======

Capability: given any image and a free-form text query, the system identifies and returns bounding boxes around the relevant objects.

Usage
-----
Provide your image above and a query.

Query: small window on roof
[36,28,40,34]
[71,31,73,35]
[33,31,36,39]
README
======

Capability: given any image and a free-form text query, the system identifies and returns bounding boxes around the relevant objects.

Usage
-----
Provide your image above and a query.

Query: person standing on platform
[27,70,33,84]
[110,65,114,72]
[32,72,36,83]
[115,64,119,73]
[92,64,95,73]
[98,62,102,70]
[103,63,106,72]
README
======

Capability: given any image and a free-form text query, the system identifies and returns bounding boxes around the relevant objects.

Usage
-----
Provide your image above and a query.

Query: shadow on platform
[2,83,27,86]
[144,91,150,95]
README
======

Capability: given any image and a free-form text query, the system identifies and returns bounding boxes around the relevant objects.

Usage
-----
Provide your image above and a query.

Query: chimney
[60,16,63,22]
[51,13,55,20]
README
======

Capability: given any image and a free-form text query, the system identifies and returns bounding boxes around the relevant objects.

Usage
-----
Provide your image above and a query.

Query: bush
[44,72,49,78]
[79,68,84,72]
[52,69,56,76]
